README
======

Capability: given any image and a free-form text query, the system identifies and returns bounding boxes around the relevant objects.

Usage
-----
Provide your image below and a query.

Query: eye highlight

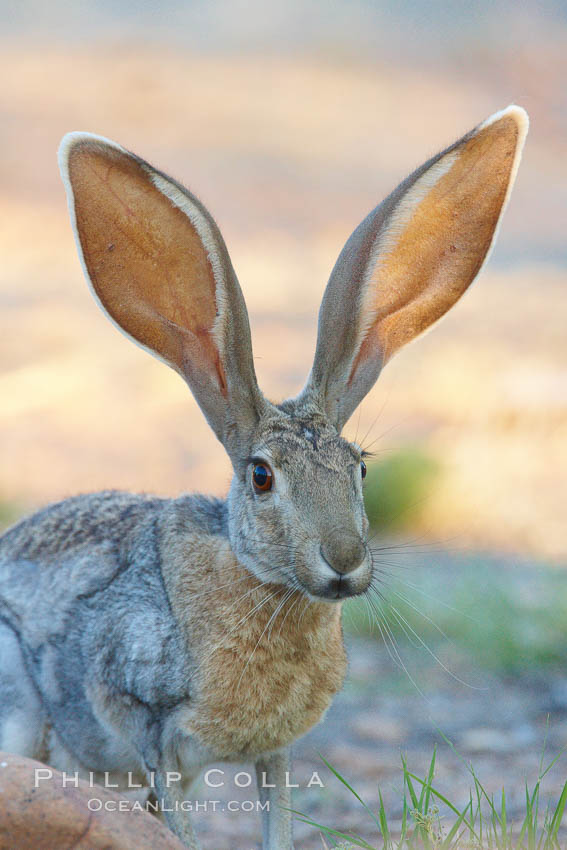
[360,459,367,479]
[252,462,273,493]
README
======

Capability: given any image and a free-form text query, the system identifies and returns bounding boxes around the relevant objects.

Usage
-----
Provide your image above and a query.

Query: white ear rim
[477,104,529,237]
[356,104,529,359]
[148,173,230,352]
[58,131,177,370]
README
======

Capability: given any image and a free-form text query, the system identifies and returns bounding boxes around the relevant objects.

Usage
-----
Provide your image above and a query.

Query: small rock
[351,711,408,743]
[460,725,536,754]
[549,679,567,710]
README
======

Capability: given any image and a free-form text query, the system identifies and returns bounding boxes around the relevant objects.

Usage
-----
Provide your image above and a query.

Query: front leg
[153,765,200,850]
[255,748,294,850]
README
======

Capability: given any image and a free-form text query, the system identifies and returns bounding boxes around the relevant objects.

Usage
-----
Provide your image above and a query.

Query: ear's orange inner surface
[68,141,226,392]
[352,113,519,376]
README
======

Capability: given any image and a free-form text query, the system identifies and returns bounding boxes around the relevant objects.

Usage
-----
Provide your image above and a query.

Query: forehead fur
[251,404,359,471]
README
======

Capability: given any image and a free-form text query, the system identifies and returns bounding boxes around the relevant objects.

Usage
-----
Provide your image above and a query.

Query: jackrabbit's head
[59,106,527,600]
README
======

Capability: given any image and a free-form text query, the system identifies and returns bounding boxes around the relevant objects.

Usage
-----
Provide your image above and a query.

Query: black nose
[320,531,366,575]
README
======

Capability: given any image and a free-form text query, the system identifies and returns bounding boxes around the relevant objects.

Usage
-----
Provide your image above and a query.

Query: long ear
[58,132,266,457]
[298,105,529,431]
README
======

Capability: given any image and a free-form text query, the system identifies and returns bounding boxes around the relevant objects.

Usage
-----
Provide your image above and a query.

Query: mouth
[307,572,371,601]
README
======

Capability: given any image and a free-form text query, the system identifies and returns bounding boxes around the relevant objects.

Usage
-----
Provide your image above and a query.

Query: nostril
[320,540,366,576]
[319,545,339,574]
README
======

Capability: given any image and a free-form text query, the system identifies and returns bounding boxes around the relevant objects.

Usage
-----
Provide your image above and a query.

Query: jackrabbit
[0,106,527,848]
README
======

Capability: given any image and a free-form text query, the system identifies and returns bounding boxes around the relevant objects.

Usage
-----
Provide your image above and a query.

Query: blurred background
[1,0,566,846]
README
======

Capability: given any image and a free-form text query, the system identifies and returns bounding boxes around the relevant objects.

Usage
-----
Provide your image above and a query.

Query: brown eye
[360,459,367,479]
[252,462,273,493]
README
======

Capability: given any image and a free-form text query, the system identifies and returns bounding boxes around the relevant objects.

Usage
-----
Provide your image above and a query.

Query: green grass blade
[539,747,567,781]
[405,769,480,843]
[441,799,473,848]
[401,794,409,843]
[288,810,377,850]
[420,746,437,813]
[377,788,391,847]
[547,779,567,847]
[402,756,420,809]
[500,786,507,849]
[316,752,385,835]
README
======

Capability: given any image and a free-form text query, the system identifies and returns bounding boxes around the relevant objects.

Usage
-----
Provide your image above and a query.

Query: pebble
[351,711,408,743]
[549,678,567,710]
[460,723,537,753]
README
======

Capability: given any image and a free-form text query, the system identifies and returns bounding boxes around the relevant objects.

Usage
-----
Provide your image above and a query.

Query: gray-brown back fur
[0,492,218,770]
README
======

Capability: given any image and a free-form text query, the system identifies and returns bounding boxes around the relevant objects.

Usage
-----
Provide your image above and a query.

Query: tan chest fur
[164,536,347,760]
